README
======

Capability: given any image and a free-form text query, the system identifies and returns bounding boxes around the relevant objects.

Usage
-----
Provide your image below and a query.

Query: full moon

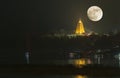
[87,6,103,21]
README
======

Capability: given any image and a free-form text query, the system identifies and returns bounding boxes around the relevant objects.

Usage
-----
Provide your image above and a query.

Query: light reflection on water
[75,75,88,78]
[40,75,119,78]
[0,74,119,78]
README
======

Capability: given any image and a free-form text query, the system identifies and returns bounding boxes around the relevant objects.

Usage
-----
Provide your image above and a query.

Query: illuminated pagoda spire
[75,19,85,35]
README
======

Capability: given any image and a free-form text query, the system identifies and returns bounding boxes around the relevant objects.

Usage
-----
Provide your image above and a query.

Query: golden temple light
[75,19,85,35]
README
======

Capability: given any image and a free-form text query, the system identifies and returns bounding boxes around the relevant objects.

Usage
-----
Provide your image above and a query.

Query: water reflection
[68,49,120,67]
[74,59,86,65]
[75,75,88,78]
[68,58,91,68]
[0,74,119,78]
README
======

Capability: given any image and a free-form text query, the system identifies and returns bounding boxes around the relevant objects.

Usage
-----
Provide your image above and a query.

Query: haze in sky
[0,0,120,34]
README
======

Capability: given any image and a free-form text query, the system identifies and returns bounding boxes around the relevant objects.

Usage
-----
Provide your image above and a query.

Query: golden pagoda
[75,19,85,35]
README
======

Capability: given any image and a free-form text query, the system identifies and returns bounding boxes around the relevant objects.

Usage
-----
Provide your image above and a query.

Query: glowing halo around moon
[87,6,103,21]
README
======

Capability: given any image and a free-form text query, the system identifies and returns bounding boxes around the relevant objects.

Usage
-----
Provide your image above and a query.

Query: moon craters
[87,6,103,21]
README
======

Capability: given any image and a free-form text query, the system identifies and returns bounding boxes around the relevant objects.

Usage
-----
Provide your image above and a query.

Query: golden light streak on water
[75,75,88,78]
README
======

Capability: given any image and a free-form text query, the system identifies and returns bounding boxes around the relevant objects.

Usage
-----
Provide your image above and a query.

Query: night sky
[1,0,120,34]
[0,0,120,64]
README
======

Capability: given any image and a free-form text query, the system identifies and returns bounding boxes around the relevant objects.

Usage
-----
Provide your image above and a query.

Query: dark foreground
[0,64,120,76]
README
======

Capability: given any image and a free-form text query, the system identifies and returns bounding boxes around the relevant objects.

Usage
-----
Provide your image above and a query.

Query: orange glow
[75,20,85,35]
[75,75,88,78]
[74,59,86,66]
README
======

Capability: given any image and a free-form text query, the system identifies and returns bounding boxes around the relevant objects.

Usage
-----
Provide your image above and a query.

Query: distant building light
[69,53,75,58]
[25,52,29,64]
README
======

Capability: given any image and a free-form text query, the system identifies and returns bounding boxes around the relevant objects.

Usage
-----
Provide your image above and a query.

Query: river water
[0,74,119,78]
